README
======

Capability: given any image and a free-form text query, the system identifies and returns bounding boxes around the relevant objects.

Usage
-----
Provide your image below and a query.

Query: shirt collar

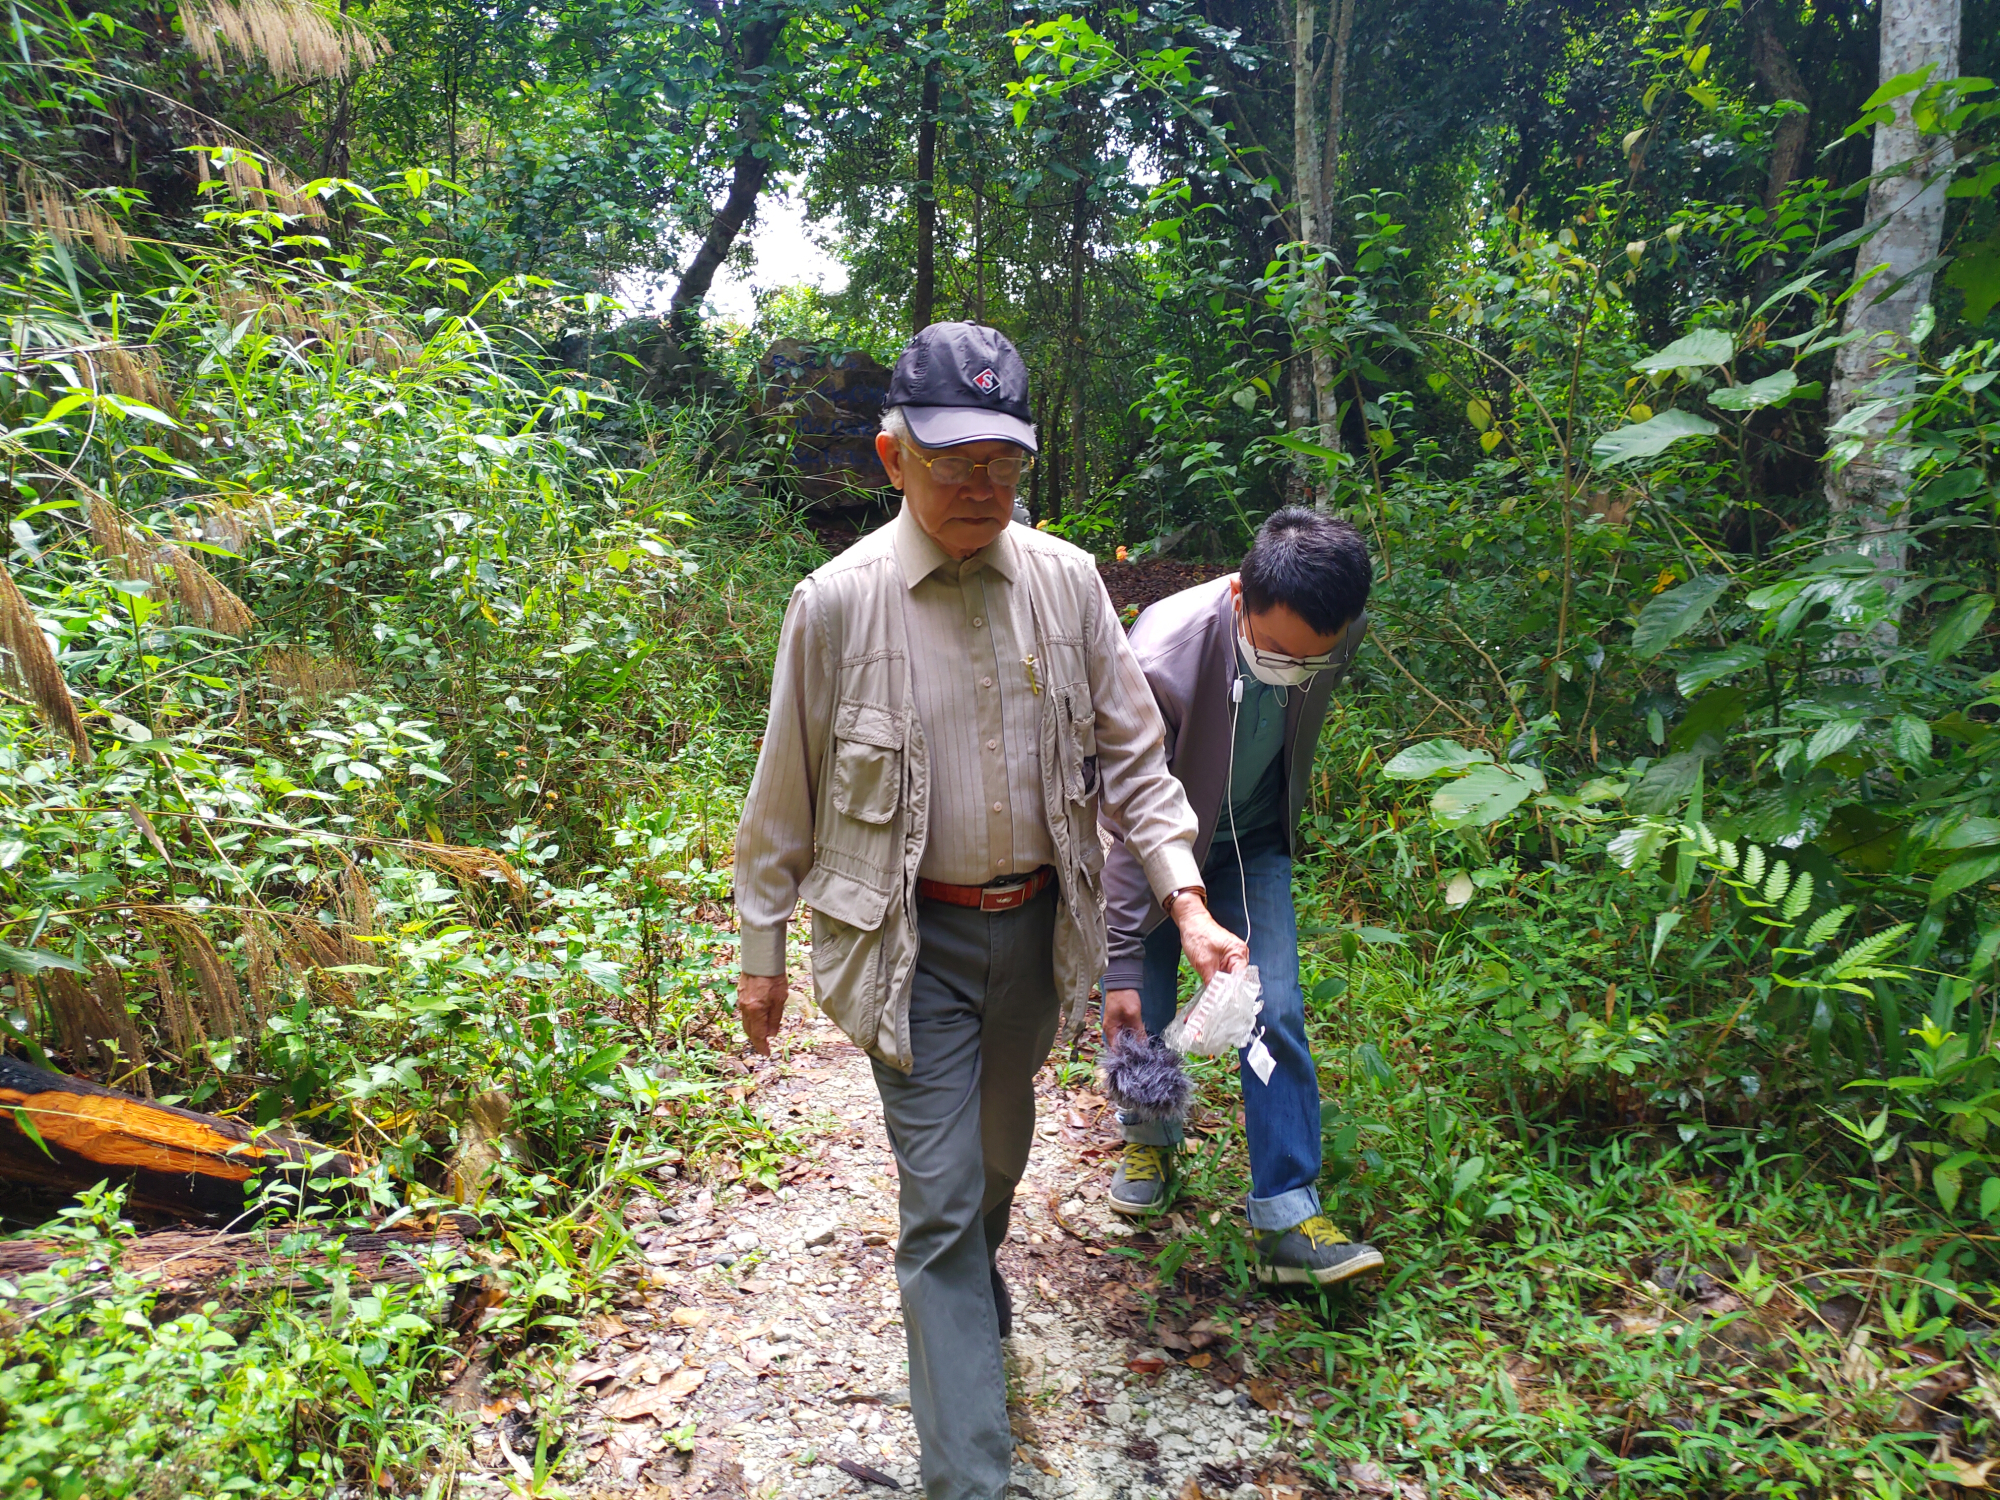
[892,502,1018,587]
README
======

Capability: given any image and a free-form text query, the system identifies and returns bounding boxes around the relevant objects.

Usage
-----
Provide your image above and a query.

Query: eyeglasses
[898,441,1036,490]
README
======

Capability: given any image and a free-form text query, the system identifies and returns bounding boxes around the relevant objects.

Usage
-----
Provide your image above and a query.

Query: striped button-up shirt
[894,506,1057,885]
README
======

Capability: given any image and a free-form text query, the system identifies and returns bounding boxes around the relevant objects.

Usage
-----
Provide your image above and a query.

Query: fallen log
[0,1222,467,1294]
[0,1055,355,1221]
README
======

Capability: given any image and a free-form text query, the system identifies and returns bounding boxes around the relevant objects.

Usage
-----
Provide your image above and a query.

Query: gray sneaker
[1253,1215,1384,1285]
[1108,1142,1170,1217]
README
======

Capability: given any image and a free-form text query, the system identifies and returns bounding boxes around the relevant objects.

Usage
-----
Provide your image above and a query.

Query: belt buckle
[982,884,1026,912]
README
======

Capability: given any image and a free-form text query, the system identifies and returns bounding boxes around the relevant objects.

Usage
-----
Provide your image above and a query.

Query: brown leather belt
[916,865,1056,912]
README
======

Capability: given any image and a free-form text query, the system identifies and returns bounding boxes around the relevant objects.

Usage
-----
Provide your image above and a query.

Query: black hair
[1238,508,1373,636]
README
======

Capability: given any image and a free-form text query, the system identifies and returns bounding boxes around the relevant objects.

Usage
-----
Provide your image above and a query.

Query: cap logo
[972,366,1000,393]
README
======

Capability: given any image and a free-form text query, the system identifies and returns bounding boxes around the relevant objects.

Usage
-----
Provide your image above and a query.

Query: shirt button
[987,739,997,750]
[981,676,993,688]
[996,859,1008,870]
[972,616,985,628]
[992,801,1003,813]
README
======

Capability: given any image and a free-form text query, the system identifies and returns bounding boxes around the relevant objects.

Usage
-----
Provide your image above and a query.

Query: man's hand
[1172,897,1248,986]
[1102,988,1143,1046]
[738,972,789,1057]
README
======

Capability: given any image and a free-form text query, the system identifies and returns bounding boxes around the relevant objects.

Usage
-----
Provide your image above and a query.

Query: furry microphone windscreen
[1101,1031,1193,1124]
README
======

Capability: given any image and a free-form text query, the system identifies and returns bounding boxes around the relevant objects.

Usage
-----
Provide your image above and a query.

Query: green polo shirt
[1214,668,1286,843]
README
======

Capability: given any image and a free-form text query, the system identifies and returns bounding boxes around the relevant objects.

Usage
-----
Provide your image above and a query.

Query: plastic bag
[1162,964,1262,1057]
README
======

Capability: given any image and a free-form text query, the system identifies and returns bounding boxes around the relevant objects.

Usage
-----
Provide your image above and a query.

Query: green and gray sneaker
[1108,1142,1171,1217]
[1253,1215,1384,1285]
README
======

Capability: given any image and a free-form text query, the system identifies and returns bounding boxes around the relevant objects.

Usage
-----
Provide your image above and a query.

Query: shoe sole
[1106,1192,1167,1218]
[1255,1247,1385,1286]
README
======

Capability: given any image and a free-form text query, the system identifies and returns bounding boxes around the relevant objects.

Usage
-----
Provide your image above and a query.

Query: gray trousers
[870,885,1061,1500]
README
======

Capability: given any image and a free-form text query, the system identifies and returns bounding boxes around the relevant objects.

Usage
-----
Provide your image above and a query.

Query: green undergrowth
[1128,898,2000,1498]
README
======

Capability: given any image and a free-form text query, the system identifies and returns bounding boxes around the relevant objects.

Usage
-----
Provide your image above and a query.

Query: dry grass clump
[263,644,360,700]
[97,344,176,415]
[1,165,132,261]
[193,142,325,221]
[43,965,151,1093]
[181,0,386,83]
[0,559,91,759]
[212,278,411,368]
[88,496,254,635]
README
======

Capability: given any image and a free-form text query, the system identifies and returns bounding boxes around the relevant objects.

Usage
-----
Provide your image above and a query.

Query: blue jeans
[1119,834,1323,1231]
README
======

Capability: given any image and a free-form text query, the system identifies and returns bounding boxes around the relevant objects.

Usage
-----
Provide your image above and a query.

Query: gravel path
[499,994,1331,1499]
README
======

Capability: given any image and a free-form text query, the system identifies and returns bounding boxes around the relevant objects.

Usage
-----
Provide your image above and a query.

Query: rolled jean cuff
[1117,1110,1183,1148]
[1245,1185,1320,1232]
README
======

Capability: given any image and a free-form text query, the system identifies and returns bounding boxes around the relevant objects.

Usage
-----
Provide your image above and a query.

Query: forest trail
[487,995,1338,1500]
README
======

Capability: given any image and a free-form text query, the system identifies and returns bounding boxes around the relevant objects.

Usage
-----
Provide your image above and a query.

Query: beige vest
[795,524,1108,1071]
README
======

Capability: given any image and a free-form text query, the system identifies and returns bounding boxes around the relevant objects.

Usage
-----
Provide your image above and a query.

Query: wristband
[1164,886,1206,921]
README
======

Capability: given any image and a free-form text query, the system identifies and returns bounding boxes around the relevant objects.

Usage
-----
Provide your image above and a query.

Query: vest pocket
[800,864,891,1052]
[831,700,904,825]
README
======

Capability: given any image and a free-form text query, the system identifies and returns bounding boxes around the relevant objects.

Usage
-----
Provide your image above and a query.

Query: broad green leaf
[1591,409,1720,467]
[1631,575,1730,657]
[1931,851,2000,906]
[1928,594,1994,663]
[1631,328,1735,372]
[1430,764,1544,827]
[1651,910,1683,964]
[0,943,88,976]
[1381,739,1493,780]
[1677,642,1765,695]
[1806,719,1866,763]
[1890,714,1933,766]
[1609,821,1671,871]
[1449,1155,1486,1202]
[1709,370,1799,410]
[1940,816,2000,850]
[1626,752,1705,814]
[12,1107,53,1160]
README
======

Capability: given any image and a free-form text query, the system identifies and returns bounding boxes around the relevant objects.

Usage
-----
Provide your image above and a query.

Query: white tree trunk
[1823,0,1961,581]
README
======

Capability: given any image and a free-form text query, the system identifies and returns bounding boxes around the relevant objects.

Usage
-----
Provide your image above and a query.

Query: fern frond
[1716,839,1739,871]
[1763,861,1792,906]
[1827,923,1914,980]
[1802,904,1855,948]
[1743,844,1767,888]
[1782,869,1814,922]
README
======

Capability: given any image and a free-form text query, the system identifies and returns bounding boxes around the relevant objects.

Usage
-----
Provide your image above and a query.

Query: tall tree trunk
[1745,0,1811,209]
[973,177,984,322]
[1305,0,1356,510]
[1068,169,1089,515]
[665,17,783,345]
[1823,0,1960,600]
[913,55,940,331]
[1288,0,1326,506]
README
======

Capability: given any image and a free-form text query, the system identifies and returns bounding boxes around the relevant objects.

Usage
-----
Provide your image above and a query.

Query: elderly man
[734,322,1244,1500]
[1100,507,1380,1284]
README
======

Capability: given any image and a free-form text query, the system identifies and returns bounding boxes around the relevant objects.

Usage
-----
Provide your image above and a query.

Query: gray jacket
[1100,575,1366,991]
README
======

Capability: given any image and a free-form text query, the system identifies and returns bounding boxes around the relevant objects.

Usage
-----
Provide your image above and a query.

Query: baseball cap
[887,322,1038,452]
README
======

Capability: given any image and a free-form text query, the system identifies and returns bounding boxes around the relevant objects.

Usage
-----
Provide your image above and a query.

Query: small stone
[805,1226,836,1247]
[729,1230,761,1251]
[1105,1401,1131,1427]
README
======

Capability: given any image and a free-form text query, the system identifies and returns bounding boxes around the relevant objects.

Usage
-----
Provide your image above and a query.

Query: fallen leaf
[478,1399,509,1424]
[1948,1455,2000,1488]
[1127,1354,1169,1376]
[671,1306,710,1328]
[567,1360,615,1386]
[600,1386,675,1422]
[1339,1460,1398,1496]
[1159,1331,1192,1352]
[837,1456,902,1489]
[1247,1377,1284,1411]
[663,1366,708,1400]
[1067,1111,1087,1128]
[1186,1352,1213,1370]
[1178,1479,1209,1500]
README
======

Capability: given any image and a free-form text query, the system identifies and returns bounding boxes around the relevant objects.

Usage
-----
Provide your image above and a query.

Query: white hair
[879,404,916,447]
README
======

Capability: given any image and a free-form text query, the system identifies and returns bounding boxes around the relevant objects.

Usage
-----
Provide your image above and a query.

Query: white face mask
[1237,607,1342,688]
